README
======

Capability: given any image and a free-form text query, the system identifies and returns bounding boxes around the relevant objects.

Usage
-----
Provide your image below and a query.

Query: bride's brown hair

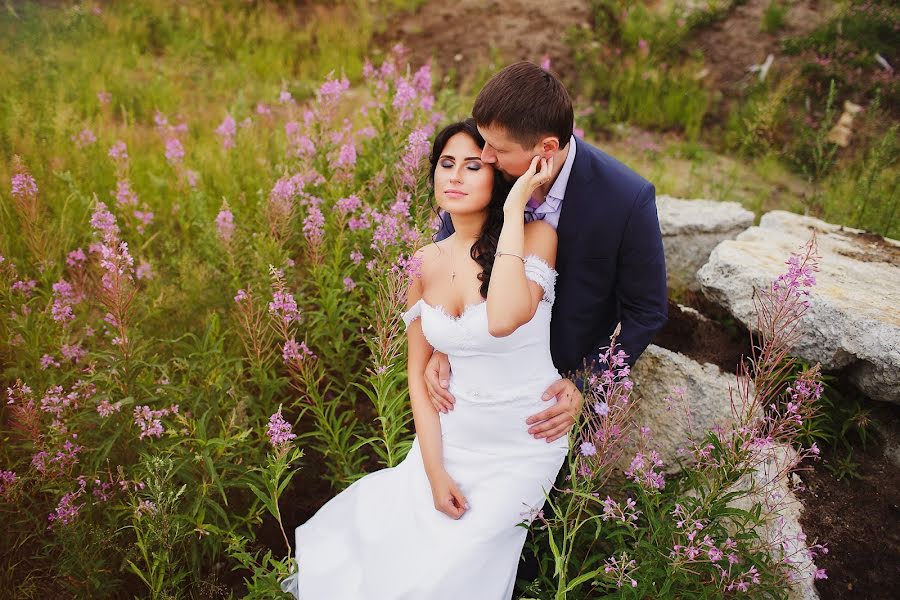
[428,119,513,298]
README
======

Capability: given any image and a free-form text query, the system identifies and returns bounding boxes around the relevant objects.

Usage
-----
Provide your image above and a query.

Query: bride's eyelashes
[439,159,482,171]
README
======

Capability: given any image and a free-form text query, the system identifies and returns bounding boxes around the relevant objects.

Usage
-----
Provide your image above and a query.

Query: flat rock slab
[657,195,755,290]
[697,210,900,404]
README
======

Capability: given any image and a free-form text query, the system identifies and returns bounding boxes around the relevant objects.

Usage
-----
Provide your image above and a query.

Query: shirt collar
[541,136,577,212]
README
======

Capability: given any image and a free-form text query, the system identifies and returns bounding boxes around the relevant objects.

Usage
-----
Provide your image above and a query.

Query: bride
[281,118,569,600]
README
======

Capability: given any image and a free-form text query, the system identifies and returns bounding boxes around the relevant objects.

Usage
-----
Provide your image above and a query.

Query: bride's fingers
[450,483,469,511]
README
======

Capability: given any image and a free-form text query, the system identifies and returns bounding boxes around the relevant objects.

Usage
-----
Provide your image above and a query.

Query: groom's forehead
[477,124,526,149]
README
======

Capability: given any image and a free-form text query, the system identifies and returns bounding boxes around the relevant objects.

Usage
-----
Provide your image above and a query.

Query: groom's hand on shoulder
[526,378,582,443]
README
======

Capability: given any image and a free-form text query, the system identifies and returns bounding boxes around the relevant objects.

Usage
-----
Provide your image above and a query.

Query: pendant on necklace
[451,271,456,281]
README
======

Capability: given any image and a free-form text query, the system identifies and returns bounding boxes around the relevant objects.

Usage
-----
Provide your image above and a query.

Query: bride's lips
[444,189,467,198]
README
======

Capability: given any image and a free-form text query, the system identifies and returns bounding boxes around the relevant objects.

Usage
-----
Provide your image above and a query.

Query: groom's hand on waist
[526,378,582,443]
[425,351,455,413]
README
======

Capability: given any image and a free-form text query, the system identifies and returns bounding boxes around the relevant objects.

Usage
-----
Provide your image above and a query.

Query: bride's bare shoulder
[413,242,445,276]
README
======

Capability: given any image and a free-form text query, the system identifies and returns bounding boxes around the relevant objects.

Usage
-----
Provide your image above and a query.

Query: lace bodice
[401,255,560,395]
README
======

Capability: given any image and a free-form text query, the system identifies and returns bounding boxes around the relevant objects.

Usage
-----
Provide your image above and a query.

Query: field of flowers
[2,2,832,598]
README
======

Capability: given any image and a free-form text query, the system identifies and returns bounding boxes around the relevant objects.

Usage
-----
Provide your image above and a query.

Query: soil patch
[375,0,590,87]
[687,0,835,116]
[653,294,752,373]
[796,399,900,599]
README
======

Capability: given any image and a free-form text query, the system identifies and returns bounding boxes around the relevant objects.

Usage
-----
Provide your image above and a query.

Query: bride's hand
[429,469,469,520]
[504,155,554,213]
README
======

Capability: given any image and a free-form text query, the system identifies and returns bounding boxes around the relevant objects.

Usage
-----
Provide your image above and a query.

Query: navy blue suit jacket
[436,138,668,377]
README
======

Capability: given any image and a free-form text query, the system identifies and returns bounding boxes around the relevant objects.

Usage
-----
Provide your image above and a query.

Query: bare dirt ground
[375,0,591,87]
[687,0,835,100]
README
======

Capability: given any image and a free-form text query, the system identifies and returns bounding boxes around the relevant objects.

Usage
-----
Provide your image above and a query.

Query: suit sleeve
[613,182,668,367]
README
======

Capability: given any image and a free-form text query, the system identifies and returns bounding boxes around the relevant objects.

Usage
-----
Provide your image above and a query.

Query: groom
[426,61,668,442]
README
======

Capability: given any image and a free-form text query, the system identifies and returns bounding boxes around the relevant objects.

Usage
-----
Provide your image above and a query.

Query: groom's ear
[539,136,561,156]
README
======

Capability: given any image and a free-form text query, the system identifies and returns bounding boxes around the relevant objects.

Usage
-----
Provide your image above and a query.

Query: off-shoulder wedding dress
[281,255,569,600]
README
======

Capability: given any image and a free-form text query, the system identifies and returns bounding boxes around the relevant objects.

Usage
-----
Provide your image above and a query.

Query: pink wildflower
[11,170,38,201]
[216,115,237,149]
[135,260,153,280]
[0,470,16,497]
[266,406,296,450]
[72,128,97,148]
[164,138,184,166]
[216,203,235,243]
[336,142,357,170]
[282,339,315,364]
[113,178,139,207]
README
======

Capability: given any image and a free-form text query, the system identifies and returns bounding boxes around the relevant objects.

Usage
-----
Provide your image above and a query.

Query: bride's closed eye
[440,159,481,171]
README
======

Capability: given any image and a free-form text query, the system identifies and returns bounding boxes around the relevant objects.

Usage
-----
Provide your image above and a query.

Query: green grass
[761,0,788,33]
[0,0,391,177]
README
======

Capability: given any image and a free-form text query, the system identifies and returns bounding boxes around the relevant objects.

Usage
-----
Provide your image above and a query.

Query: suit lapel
[557,137,597,259]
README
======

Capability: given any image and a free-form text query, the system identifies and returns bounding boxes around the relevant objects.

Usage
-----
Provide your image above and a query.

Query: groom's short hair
[473,61,573,149]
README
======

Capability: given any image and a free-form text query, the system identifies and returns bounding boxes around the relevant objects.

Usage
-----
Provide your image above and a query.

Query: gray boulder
[697,210,900,404]
[629,344,744,467]
[656,195,755,291]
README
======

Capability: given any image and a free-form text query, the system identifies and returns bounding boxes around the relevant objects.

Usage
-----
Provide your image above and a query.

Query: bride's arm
[405,258,444,478]
[406,259,469,519]
[486,157,558,337]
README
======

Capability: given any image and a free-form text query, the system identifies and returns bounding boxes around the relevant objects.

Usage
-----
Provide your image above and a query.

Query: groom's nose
[481,145,497,164]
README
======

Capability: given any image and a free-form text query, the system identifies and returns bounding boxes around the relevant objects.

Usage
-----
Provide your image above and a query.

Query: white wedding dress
[281,255,569,599]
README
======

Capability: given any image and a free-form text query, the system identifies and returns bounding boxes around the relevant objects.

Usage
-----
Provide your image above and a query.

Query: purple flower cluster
[71,128,97,148]
[165,137,185,166]
[282,338,315,364]
[0,470,17,497]
[316,74,350,110]
[601,495,641,528]
[108,141,129,172]
[397,126,432,189]
[48,488,83,528]
[302,205,325,246]
[96,397,123,417]
[603,553,638,588]
[266,406,296,450]
[90,201,120,242]
[32,434,83,476]
[11,170,38,201]
[336,142,356,171]
[216,114,237,149]
[40,385,79,423]
[268,266,301,325]
[216,203,235,243]
[772,248,818,307]
[113,178,139,207]
[625,448,666,490]
[133,404,179,440]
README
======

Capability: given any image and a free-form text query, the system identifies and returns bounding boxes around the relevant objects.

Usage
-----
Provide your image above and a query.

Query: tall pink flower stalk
[232,287,275,370]
[90,201,137,359]
[573,338,639,486]
[9,156,50,264]
[215,201,235,245]
[215,114,237,149]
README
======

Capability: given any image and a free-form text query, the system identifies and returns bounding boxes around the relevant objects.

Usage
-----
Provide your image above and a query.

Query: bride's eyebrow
[439,155,483,161]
